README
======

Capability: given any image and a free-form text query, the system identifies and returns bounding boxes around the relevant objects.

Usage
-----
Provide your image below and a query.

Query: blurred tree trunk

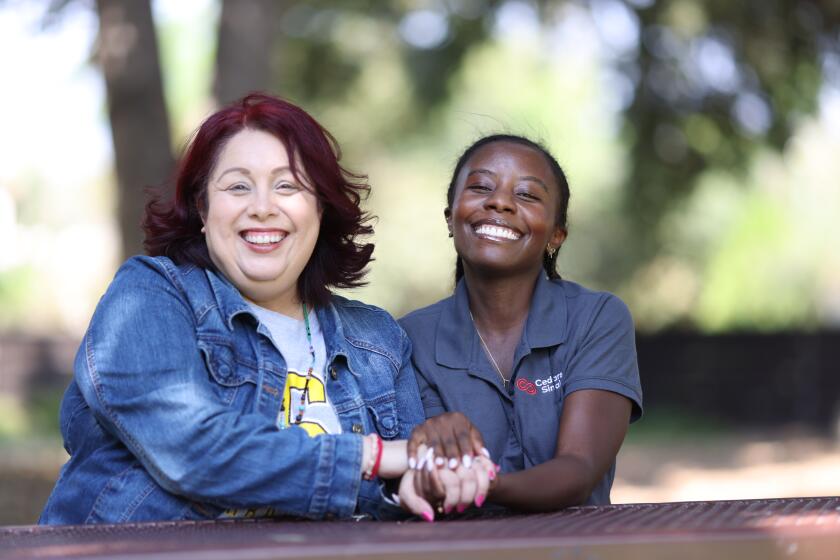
[95,0,174,260]
[213,0,282,106]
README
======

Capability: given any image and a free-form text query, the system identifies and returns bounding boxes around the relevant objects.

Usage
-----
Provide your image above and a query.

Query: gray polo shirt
[399,274,643,505]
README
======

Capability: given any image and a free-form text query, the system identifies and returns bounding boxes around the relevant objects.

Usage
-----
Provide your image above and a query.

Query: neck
[246,290,304,319]
[462,265,540,333]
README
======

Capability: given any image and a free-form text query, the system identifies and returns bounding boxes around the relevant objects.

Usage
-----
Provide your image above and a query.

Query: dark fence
[636,330,840,430]
[2,331,839,430]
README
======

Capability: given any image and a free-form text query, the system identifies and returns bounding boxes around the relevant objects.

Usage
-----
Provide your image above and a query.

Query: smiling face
[203,128,321,315]
[447,141,567,279]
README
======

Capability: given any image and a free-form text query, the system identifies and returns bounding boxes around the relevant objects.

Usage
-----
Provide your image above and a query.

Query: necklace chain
[279,302,316,429]
[469,310,509,388]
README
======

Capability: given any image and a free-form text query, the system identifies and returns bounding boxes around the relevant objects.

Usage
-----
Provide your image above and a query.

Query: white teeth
[475,224,521,240]
[243,232,285,244]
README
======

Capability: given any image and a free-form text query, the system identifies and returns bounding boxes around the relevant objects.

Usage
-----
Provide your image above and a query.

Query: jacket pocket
[197,340,258,406]
[366,394,399,439]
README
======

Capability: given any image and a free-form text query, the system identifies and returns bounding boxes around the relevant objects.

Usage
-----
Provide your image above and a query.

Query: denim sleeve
[563,294,643,421]
[357,328,424,520]
[74,259,363,518]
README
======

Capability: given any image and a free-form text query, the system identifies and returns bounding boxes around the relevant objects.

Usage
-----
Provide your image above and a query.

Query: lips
[240,229,287,247]
[471,219,522,241]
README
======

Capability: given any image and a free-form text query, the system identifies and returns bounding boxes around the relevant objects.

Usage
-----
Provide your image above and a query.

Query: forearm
[361,437,408,479]
[488,455,596,512]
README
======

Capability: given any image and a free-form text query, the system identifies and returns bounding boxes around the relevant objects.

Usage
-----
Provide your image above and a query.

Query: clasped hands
[398,412,499,522]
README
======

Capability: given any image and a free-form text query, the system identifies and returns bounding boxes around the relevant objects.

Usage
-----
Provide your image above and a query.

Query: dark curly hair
[446,134,570,282]
[143,93,374,307]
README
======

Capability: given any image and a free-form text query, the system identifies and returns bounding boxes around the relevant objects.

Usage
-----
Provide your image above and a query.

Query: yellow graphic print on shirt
[280,370,327,436]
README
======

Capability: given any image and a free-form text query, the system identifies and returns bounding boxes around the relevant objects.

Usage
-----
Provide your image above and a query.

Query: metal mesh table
[3,496,839,559]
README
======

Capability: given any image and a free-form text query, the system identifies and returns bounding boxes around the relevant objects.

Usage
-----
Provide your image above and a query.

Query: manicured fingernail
[426,459,434,472]
[444,504,453,514]
[408,457,417,470]
[421,510,434,523]
[448,457,459,469]
[435,457,445,467]
[481,447,491,458]
[462,454,473,469]
[488,469,496,481]
[457,504,466,513]
[475,494,485,508]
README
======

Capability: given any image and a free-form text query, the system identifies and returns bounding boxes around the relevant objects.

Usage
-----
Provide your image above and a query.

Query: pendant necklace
[469,310,509,388]
[278,302,316,429]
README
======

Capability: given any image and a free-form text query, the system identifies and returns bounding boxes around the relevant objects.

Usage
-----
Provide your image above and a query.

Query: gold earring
[546,244,557,258]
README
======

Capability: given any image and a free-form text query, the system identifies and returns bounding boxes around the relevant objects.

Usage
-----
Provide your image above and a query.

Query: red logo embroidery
[516,378,537,395]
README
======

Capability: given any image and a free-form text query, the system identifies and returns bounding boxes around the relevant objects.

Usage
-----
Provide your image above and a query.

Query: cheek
[290,197,322,237]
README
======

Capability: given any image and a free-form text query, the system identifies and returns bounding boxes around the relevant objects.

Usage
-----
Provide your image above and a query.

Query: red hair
[143,93,374,307]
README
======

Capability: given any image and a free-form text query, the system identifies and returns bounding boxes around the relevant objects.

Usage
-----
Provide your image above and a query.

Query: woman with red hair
[39,94,485,524]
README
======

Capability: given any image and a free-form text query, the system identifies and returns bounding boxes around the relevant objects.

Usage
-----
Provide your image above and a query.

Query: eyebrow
[215,166,293,182]
[520,175,548,191]
[467,169,549,192]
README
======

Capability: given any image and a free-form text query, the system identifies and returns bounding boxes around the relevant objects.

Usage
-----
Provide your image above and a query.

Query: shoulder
[398,297,450,338]
[112,255,201,290]
[558,279,633,325]
[103,256,210,319]
[330,295,405,344]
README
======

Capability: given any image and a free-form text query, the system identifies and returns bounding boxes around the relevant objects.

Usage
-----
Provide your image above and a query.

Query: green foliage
[16,0,839,333]
[0,267,38,329]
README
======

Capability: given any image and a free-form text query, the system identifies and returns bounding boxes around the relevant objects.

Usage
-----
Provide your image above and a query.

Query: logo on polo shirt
[516,378,537,395]
[517,373,564,395]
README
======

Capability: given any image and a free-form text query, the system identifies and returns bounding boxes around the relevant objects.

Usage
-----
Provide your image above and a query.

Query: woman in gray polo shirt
[400,134,643,511]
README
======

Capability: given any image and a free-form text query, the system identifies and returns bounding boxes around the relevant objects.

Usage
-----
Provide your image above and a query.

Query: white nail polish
[448,458,458,470]
[408,457,417,470]
[435,457,445,467]
[481,447,491,458]
[425,448,435,472]
[462,454,473,469]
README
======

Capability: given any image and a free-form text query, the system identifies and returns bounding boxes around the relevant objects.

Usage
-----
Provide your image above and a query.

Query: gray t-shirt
[249,303,342,436]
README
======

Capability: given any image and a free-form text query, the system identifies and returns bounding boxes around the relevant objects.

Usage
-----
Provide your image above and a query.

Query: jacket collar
[204,268,354,370]
[435,272,568,370]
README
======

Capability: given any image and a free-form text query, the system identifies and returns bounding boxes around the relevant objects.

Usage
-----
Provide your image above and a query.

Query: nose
[248,185,278,219]
[483,184,515,213]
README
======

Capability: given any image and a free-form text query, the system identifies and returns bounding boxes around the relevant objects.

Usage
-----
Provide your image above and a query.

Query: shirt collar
[435,272,568,369]
[523,272,568,349]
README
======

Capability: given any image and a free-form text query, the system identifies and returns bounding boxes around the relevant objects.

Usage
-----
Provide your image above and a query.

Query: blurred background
[1,0,839,525]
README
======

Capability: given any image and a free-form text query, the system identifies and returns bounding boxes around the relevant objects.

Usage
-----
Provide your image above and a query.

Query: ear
[444,207,453,235]
[196,196,208,233]
[549,226,567,250]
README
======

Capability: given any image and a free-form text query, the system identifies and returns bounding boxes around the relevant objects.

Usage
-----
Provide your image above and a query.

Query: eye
[516,190,540,201]
[226,182,250,193]
[467,183,492,193]
[275,181,302,194]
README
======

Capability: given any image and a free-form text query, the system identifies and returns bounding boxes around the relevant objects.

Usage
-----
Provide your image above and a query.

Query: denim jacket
[39,256,424,525]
